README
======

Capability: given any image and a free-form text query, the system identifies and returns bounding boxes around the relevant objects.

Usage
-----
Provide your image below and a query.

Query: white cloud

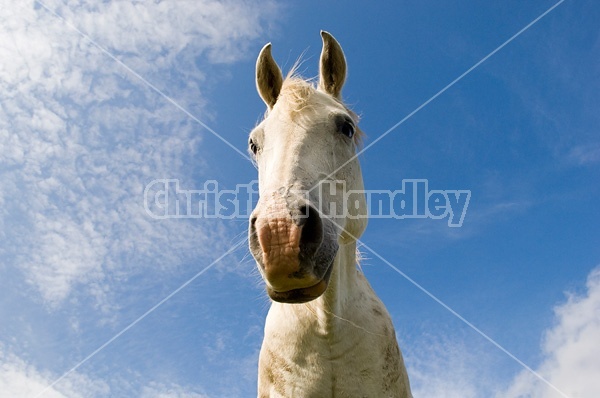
[502,266,600,398]
[403,266,600,398]
[0,0,277,307]
[0,345,220,398]
[0,345,109,398]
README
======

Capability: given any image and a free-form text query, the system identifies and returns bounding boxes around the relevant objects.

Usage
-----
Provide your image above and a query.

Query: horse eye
[340,121,355,139]
[249,139,258,155]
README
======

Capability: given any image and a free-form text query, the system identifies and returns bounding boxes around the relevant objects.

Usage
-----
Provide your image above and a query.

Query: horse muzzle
[249,192,338,303]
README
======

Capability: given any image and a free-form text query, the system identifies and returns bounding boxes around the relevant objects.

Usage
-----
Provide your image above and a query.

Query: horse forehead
[266,94,341,133]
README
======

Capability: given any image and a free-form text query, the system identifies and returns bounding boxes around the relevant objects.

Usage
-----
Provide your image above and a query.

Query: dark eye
[340,121,355,139]
[249,139,258,155]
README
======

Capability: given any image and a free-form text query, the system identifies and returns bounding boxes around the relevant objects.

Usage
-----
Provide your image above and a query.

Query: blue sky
[1,0,599,397]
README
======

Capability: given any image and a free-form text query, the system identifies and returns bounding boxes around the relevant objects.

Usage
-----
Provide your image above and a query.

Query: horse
[248,31,412,398]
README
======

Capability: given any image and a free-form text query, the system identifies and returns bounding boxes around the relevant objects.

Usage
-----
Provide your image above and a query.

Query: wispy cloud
[483,3,600,170]
[566,143,600,166]
[0,0,276,309]
[403,331,501,398]
[0,0,278,396]
[140,381,209,398]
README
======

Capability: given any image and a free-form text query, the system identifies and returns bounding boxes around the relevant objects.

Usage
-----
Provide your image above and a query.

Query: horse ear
[318,31,347,99]
[256,43,283,109]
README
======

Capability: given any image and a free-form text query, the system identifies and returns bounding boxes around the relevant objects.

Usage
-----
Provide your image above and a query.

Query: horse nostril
[249,214,259,242]
[299,205,323,257]
[296,205,309,227]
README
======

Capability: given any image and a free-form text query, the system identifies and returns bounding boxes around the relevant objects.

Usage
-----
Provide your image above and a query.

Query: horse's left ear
[318,31,347,99]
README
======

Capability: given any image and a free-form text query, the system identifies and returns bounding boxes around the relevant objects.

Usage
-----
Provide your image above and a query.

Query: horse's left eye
[249,139,258,155]
[340,121,355,139]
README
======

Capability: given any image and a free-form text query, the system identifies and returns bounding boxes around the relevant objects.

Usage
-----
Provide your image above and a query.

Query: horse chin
[266,258,335,304]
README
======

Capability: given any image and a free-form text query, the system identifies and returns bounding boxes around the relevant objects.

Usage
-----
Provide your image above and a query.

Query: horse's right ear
[256,43,283,109]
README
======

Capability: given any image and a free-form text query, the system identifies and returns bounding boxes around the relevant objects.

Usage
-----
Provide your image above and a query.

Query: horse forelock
[263,73,364,145]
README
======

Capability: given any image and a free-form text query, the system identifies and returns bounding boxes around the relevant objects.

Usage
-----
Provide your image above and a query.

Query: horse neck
[310,239,361,322]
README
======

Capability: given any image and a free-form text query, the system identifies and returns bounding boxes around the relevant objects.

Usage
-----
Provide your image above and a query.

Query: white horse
[248,31,412,398]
